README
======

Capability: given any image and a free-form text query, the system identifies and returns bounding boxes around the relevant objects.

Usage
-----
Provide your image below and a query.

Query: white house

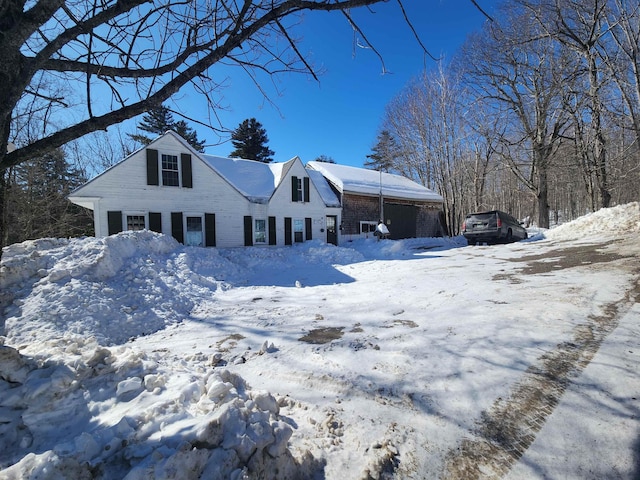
[68,131,342,247]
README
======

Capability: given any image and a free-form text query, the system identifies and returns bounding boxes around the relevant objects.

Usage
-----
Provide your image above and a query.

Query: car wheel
[506,229,513,243]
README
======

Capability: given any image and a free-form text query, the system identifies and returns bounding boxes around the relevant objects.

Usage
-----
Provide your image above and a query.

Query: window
[294,219,304,243]
[254,219,266,244]
[296,178,303,202]
[185,216,203,246]
[126,215,146,231]
[162,154,179,186]
[360,221,377,234]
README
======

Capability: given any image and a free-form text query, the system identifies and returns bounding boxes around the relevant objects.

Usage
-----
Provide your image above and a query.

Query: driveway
[443,236,640,479]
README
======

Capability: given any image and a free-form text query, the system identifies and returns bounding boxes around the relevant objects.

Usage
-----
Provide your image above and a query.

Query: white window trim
[296,177,303,203]
[359,220,378,236]
[184,213,205,247]
[254,218,267,244]
[125,212,148,231]
[160,153,181,187]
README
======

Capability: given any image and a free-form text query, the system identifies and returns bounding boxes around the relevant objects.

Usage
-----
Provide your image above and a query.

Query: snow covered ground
[1,203,639,479]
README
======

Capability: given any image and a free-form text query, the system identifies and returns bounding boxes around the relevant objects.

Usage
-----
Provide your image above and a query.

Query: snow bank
[1,231,242,347]
[545,202,640,241]
[0,343,308,479]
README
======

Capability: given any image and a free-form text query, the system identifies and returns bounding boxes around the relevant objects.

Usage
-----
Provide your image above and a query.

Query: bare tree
[384,64,470,234]
[383,82,435,189]
[460,4,575,228]
[526,0,613,209]
[464,103,505,212]
[0,0,429,254]
[605,0,640,147]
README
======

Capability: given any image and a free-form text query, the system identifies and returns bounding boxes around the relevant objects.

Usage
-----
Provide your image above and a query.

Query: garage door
[384,203,417,239]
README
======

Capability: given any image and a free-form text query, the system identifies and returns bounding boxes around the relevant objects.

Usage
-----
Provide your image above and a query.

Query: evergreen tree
[229,118,274,163]
[173,120,206,152]
[7,148,91,243]
[313,155,336,163]
[365,130,399,172]
[129,105,206,152]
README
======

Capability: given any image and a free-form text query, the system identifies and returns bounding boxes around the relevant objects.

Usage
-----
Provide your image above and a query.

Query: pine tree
[129,105,206,152]
[365,130,399,172]
[8,148,91,243]
[313,155,336,163]
[229,118,274,163]
[173,120,206,152]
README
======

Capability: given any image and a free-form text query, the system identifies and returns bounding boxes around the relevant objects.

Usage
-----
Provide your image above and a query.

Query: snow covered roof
[306,161,443,203]
[201,154,289,203]
[202,155,340,207]
[307,169,341,207]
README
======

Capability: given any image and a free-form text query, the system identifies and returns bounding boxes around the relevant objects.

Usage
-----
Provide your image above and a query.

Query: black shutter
[149,212,162,233]
[303,177,310,202]
[244,216,253,246]
[107,211,123,235]
[268,216,276,245]
[147,149,159,186]
[305,217,312,241]
[171,212,184,244]
[205,213,216,247]
[284,217,292,246]
[181,153,192,188]
[291,176,298,202]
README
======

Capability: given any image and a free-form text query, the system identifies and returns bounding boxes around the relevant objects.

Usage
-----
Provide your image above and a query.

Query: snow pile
[3,232,447,479]
[1,231,244,347]
[0,341,306,479]
[545,202,640,241]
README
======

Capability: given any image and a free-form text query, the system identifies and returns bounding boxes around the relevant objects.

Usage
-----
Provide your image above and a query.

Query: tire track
[442,243,640,479]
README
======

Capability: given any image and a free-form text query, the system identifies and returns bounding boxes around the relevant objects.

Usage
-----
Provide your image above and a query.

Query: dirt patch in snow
[298,327,344,344]
[215,333,245,352]
[496,241,626,279]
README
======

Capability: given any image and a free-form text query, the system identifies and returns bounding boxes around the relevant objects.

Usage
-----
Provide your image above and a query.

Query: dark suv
[462,210,528,245]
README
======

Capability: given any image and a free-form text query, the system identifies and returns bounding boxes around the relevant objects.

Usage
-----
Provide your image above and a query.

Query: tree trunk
[537,169,550,229]
[588,54,611,208]
[0,171,7,261]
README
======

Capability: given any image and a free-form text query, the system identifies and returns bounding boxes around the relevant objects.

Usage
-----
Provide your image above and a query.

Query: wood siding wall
[341,193,444,239]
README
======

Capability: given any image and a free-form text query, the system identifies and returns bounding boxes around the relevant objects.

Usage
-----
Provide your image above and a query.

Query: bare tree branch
[1,0,432,171]
[396,0,441,62]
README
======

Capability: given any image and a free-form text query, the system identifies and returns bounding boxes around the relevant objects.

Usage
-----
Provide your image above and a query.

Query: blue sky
[176,1,493,168]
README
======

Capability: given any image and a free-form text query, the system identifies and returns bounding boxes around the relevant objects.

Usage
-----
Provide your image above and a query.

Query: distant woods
[376,0,640,234]
[2,148,92,246]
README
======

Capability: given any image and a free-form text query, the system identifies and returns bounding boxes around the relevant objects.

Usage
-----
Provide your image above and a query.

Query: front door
[326,215,338,246]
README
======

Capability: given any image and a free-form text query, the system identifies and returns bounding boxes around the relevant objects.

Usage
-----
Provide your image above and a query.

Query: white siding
[266,159,340,246]
[70,132,343,247]
[71,134,252,247]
